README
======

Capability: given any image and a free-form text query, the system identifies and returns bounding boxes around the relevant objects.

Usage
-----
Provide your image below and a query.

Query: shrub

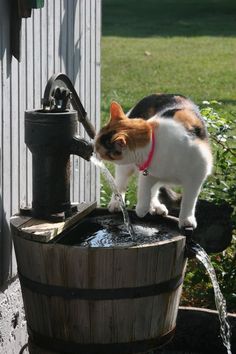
[182,102,236,312]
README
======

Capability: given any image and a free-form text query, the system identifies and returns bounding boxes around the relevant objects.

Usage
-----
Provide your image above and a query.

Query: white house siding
[0,1,101,352]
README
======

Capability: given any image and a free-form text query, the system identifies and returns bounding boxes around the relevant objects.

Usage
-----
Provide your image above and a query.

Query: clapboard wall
[0,0,101,352]
[0,0,101,286]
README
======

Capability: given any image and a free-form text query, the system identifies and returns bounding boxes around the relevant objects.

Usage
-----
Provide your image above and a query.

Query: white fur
[109,117,212,229]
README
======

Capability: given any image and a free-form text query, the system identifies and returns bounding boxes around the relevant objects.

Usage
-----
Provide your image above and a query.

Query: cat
[95,94,213,229]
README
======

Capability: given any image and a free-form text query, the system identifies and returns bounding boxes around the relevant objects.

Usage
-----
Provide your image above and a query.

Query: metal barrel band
[18,272,183,300]
[28,326,176,354]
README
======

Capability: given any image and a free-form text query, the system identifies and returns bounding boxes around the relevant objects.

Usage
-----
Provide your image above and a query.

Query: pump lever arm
[42,73,96,139]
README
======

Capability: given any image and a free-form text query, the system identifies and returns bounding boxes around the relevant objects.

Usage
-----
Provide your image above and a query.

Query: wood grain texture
[11,201,97,242]
[11,214,187,351]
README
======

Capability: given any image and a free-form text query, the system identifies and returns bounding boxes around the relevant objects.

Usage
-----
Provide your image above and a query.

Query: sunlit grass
[100,0,236,312]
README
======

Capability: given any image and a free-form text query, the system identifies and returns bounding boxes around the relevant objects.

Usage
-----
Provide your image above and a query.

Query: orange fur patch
[108,118,152,149]
[109,101,126,121]
[173,109,204,132]
[96,114,158,159]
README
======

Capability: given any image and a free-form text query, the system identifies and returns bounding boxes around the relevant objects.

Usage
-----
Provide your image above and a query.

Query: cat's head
[95,101,152,163]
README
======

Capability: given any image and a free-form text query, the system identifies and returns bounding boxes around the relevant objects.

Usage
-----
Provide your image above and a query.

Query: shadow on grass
[103,0,236,37]
[218,99,236,106]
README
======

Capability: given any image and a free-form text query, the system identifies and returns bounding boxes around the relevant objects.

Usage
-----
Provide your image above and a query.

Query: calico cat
[95,94,213,229]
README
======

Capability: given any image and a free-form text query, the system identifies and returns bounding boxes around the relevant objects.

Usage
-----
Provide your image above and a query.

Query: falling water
[90,155,135,238]
[90,156,232,353]
[192,243,232,354]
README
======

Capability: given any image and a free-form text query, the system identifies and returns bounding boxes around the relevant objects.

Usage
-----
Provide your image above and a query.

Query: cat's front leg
[136,174,157,218]
[108,164,136,212]
[149,183,169,216]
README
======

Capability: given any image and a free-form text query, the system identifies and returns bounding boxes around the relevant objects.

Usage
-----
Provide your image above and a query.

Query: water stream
[192,243,232,354]
[90,154,232,353]
[91,155,135,238]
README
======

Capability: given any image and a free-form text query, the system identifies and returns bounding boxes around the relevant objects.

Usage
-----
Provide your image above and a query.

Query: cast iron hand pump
[25,73,95,220]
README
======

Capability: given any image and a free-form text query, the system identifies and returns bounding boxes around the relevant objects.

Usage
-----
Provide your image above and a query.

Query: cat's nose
[94,144,101,159]
[96,151,101,159]
[94,136,99,152]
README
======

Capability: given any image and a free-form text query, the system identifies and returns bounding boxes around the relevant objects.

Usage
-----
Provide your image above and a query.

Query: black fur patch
[99,131,115,149]
[192,126,207,139]
[128,94,188,120]
[162,108,181,117]
[99,130,122,155]
[127,94,208,140]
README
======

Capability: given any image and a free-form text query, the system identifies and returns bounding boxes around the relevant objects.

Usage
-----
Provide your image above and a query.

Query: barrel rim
[12,225,185,251]
[53,207,185,249]
[11,207,186,250]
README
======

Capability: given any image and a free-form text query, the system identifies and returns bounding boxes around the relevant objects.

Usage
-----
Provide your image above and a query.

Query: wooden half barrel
[11,209,187,354]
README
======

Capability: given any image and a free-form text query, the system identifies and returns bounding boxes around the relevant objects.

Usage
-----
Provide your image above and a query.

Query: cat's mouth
[103,152,115,161]
[95,143,122,162]
[95,149,115,161]
[107,154,115,161]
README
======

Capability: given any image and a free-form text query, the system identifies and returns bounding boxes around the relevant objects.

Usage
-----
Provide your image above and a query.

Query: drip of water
[90,155,135,238]
[192,243,232,354]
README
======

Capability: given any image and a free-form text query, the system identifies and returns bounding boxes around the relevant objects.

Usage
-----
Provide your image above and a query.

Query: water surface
[58,216,176,248]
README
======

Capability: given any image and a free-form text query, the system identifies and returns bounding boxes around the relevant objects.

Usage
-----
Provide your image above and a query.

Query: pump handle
[42,73,96,139]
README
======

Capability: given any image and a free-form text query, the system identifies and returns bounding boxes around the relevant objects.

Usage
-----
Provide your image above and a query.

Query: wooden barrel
[11,208,187,354]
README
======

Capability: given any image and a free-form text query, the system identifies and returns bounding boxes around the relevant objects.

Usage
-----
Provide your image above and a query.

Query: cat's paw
[149,201,168,216]
[135,204,149,218]
[179,215,197,229]
[108,198,121,213]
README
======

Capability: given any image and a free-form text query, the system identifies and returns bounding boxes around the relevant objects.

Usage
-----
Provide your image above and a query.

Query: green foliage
[200,101,236,209]
[182,241,236,312]
[182,102,236,312]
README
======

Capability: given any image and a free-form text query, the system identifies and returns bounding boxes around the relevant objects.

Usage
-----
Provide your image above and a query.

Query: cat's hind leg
[178,179,203,229]
[108,164,136,212]
[149,182,169,216]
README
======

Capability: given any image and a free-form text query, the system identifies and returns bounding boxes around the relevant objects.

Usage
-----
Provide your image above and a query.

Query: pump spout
[71,137,94,161]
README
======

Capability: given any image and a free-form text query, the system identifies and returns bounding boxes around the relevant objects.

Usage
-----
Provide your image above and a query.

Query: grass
[102,0,236,124]
[101,0,236,311]
[101,0,236,204]
[103,0,236,38]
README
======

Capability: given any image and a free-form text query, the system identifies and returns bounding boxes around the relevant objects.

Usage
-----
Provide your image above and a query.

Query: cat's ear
[110,101,126,121]
[112,135,127,152]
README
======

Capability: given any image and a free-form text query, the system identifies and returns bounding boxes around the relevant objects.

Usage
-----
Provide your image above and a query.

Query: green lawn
[101,0,236,312]
[102,0,236,124]
[101,0,236,203]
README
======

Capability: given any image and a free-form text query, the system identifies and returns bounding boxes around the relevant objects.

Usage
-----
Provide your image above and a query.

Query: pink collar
[138,129,155,175]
